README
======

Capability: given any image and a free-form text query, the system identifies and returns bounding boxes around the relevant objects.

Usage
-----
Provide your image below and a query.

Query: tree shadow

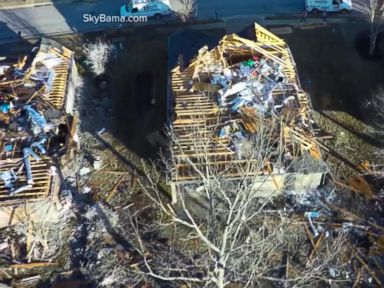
[0,19,30,46]
[0,1,224,161]
[0,2,70,41]
[354,30,384,61]
[318,111,384,147]
[0,0,123,43]
[282,23,384,125]
[0,8,41,39]
[0,20,33,60]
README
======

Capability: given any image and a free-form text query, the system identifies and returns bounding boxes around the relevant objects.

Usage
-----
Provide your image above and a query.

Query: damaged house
[168,23,328,202]
[0,38,77,209]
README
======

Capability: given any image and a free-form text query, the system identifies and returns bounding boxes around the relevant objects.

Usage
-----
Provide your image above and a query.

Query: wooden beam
[7,262,57,269]
[303,223,318,256]
[106,175,126,202]
[308,233,324,262]
[354,250,383,287]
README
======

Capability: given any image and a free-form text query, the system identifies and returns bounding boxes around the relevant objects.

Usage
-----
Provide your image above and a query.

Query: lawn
[282,23,384,124]
[281,22,384,178]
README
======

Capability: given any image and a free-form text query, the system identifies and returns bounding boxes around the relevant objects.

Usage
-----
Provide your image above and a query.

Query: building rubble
[169,23,327,199]
[0,38,77,205]
[0,24,382,287]
[167,23,384,286]
[0,38,78,280]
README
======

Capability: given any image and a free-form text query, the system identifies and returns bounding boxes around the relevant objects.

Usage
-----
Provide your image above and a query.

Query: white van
[305,0,352,13]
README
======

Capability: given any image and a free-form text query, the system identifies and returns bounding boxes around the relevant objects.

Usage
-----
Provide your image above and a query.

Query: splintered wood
[0,157,52,204]
[170,22,322,183]
[32,47,74,109]
[0,39,75,205]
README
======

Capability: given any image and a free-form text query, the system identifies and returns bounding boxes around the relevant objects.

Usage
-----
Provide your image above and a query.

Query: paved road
[0,0,304,43]
[198,0,303,18]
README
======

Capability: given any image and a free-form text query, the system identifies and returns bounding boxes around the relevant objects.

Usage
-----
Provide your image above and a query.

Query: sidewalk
[265,16,355,27]
[0,0,95,10]
[224,13,357,34]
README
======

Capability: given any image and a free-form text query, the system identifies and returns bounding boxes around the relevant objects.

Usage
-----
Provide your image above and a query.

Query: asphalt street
[0,0,304,43]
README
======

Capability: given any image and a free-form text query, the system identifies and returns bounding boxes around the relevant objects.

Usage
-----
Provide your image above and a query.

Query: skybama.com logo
[83,14,148,24]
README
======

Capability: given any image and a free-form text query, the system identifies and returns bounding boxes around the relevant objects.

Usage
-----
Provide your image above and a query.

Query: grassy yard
[282,23,384,124]
[281,22,384,178]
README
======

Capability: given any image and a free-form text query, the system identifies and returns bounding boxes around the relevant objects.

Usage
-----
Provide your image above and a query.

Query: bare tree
[83,38,113,76]
[354,0,384,56]
[126,119,350,288]
[175,0,197,22]
[370,86,384,129]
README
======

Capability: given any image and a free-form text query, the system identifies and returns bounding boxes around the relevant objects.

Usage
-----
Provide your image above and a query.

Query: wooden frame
[0,40,75,205]
[0,157,52,204]
[169,22,321,184]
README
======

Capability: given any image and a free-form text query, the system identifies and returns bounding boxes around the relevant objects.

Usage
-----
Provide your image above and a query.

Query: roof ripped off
[0,38,76,204]
[169,23,323,183]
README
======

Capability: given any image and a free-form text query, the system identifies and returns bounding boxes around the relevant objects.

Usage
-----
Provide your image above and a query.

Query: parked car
[120,1,171,19]
[305,0,352,13]
[124,0,170,10]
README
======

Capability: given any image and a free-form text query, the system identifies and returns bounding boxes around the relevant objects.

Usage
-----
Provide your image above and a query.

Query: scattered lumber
[6,262,57,269]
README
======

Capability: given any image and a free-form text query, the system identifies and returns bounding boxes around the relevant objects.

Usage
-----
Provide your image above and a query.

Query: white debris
[329,268,336,278]
[220,82,247,100]
[0,65,10,76]
[83,186,92,194]
[0,242,8,251]
[79,167,91,176]
[50,166,57,176]
[93,156,103,170]
[60,189,73,209]
[101,275,117,286]
[97,128,106,136]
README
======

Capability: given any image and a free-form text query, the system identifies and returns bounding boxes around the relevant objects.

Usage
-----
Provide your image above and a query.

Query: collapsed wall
[168,23,327,201]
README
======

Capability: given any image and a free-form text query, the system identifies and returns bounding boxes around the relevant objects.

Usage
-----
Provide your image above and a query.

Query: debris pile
[0,38,78,284]
[0,23,381,288]
[66,202,142,287]
[169,23,326,194]
[210,56,286,115]
[166,23,384,286]
[0,38,77,204]
[0,199,72,286]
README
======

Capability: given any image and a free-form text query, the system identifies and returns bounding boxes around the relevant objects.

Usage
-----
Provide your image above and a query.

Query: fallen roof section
[168,23,325,192]
[0,38,77,205]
